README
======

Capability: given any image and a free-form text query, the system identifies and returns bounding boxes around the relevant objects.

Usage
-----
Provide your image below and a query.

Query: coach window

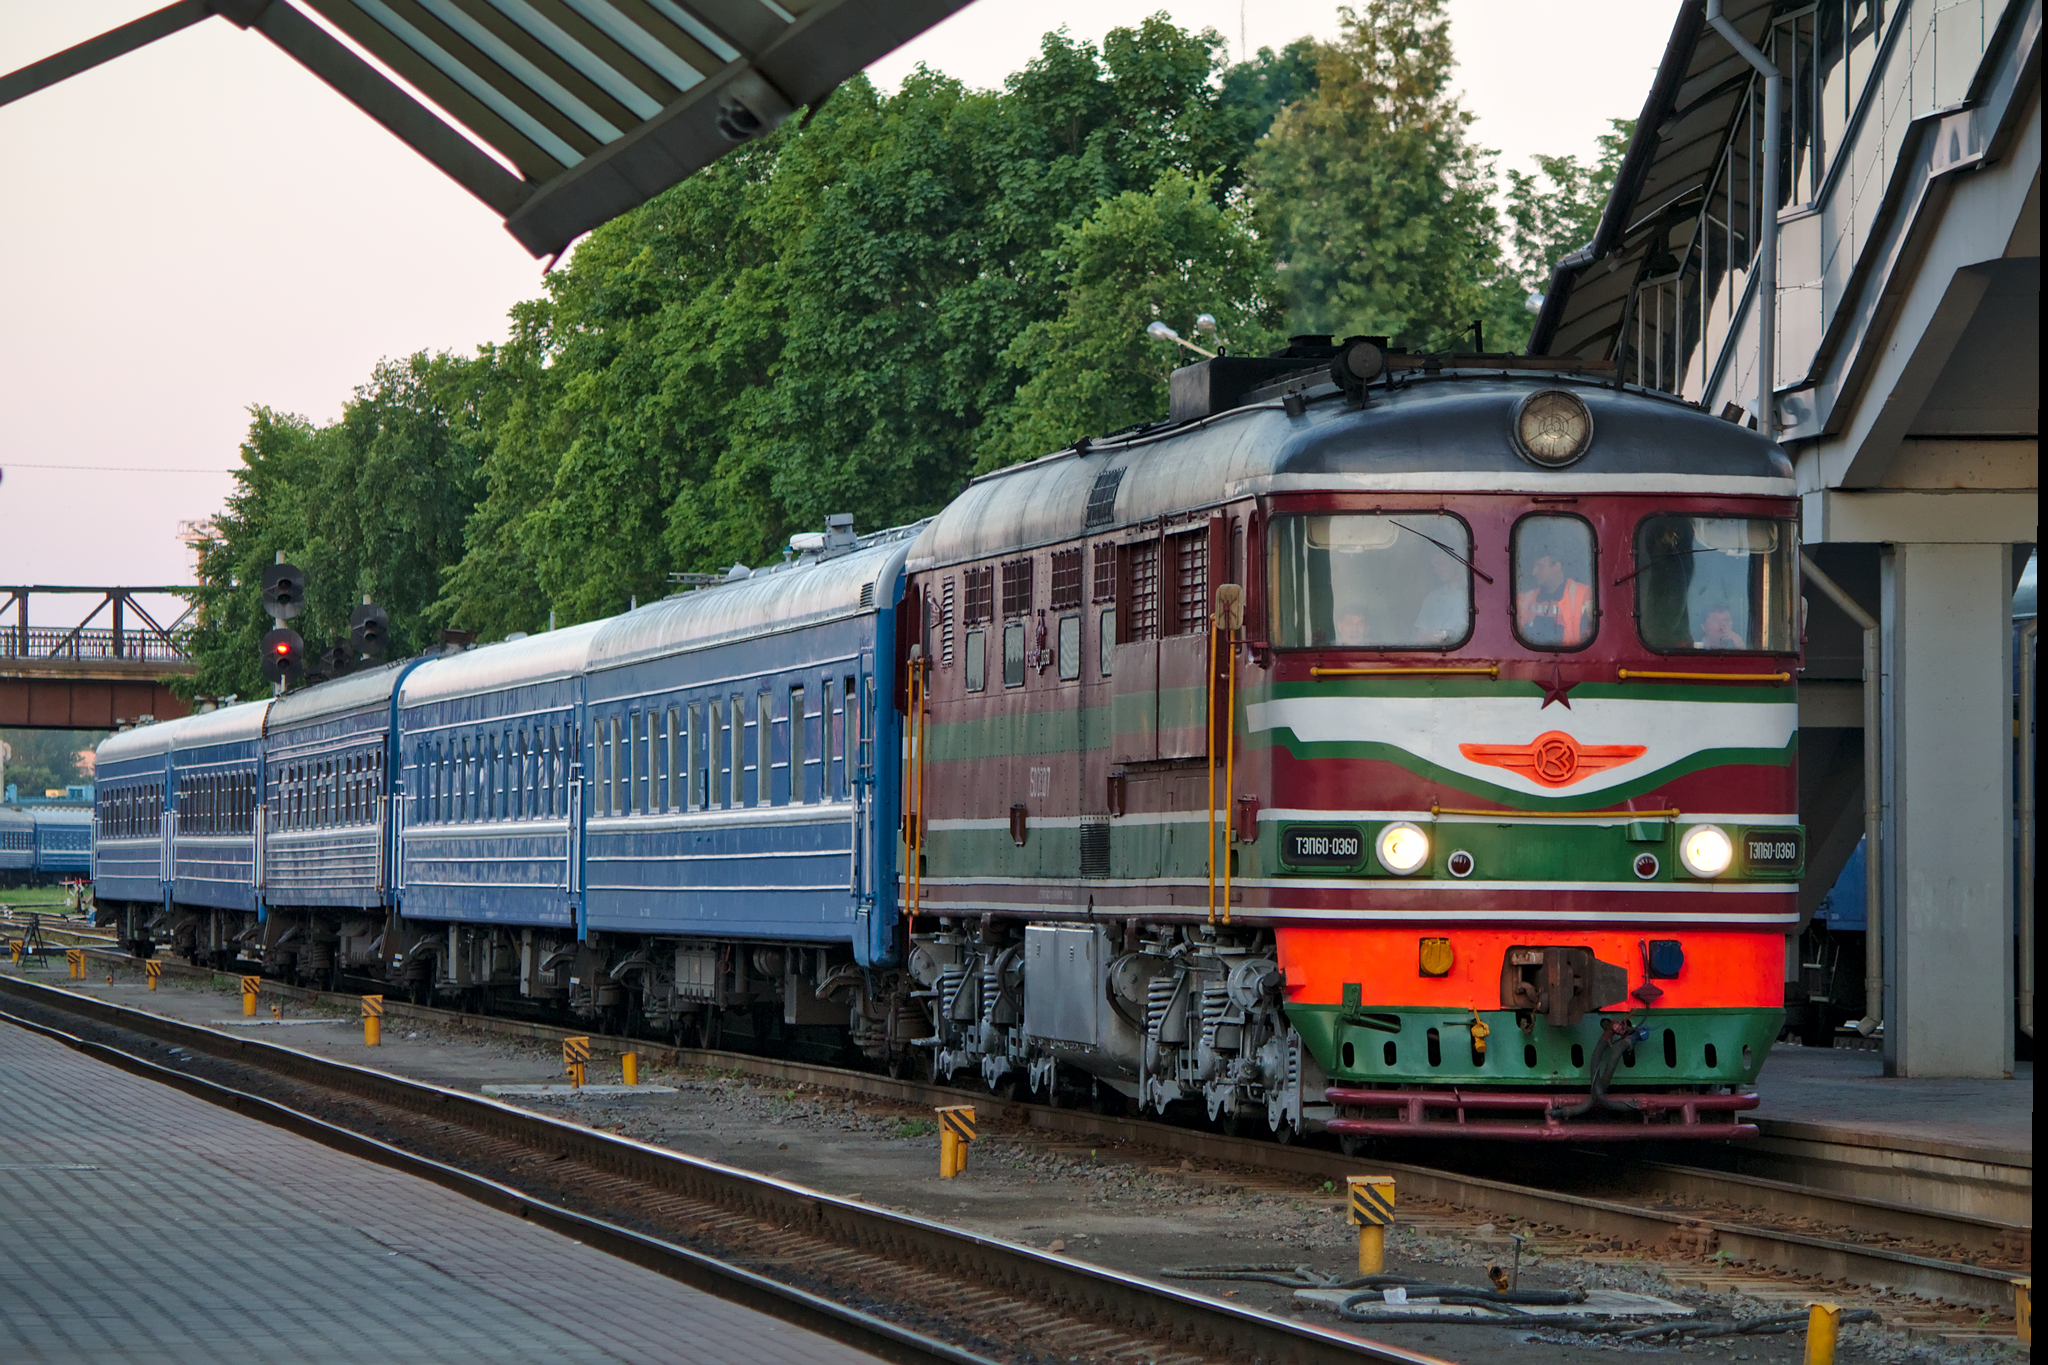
[1511,515,1598,651]
[1058,615,1081,680]
[789,686,807,804]
[756,690,773,807]
[1634,516,1798,653]
[1268,513,1474,649]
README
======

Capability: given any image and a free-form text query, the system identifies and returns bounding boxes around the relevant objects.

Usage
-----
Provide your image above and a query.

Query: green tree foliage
[182,353,488,699]
[1246,0,1510,352]
[432,21,1270,636]
[1497,118,1636,340]
[180,9,1631,700]
[1,729,106,797]
[974,171,1278,471]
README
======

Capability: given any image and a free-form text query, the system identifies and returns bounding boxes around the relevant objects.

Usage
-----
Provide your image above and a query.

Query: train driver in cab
[1515,520,1594,647]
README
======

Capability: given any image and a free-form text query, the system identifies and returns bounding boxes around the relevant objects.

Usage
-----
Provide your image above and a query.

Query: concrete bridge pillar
[1881,542,2016,1078]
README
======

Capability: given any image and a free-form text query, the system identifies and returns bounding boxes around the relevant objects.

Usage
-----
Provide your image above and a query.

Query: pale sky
[0,1,1675,625]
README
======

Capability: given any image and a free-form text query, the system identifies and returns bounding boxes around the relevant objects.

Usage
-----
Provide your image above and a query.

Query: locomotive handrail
[1615,668,1791,683]
[1430,804,1681,820]
[1311,665,1500,679]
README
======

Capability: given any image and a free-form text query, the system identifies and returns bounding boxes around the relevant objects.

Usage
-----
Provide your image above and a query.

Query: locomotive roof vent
[1511,390,1596,468]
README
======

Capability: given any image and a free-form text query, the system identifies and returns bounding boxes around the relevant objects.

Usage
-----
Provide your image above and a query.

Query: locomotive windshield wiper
[1390,520,1494,583]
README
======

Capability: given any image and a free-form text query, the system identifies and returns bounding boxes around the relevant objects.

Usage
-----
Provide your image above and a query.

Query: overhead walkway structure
[1531,0,2038,1079]
[0,587,196,730]
[0,0,973,258]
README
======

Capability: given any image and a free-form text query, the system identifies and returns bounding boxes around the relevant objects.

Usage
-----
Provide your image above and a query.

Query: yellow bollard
[2015,1277,2031,1345]
[622,1051,639,1087]
[66,949,84,980]
[145,960,161,991]
[240,975,260,1016]
[936,1105,976,1178]
[1803,1302,1841,1365]
[271,1003,281,1020]
[564,1036,590,1089]
[1348,1175,1397,1275]
[361,994,384,1047]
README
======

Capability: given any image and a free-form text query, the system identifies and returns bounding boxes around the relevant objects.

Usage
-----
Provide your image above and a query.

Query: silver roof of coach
[166,698,271,753]
[266,661,413,732]
[399,620,607,709]
[587,532,917,672]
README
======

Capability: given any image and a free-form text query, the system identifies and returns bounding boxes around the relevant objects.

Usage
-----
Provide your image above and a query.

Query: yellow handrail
[1207,617,1219,925]
[1616,668,1790,683]
[1312,665,1499,678]
[1430,804,1681,820]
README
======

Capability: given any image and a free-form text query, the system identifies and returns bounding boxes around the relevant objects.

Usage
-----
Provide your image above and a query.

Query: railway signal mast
[259,559,305,693]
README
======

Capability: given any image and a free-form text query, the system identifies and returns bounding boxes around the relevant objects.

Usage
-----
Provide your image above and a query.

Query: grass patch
[893,1118,939,1139]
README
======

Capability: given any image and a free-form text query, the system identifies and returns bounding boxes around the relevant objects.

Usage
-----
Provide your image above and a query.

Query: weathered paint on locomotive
[904,373,1796,1099]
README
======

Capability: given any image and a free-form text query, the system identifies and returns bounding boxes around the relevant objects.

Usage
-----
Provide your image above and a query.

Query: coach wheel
[1338,1134,1368,1158]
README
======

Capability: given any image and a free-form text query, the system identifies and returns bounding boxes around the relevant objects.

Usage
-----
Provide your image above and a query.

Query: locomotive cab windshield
[1267,512,1473,650]
[1635,515,1799,652]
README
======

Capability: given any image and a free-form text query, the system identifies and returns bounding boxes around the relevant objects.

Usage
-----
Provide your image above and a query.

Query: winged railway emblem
[1458,731,1646,788]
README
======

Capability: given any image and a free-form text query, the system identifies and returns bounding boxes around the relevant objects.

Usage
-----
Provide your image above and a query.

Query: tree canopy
[178,3,1627,701]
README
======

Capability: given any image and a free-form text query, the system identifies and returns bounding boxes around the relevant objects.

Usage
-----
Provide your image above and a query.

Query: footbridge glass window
[1634,516,1799,653]
[1512,515,1597,651]
[1269,513,1474,649]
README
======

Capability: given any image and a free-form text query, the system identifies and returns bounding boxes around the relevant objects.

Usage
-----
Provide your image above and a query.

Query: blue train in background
[2,805,93,887]
[91,519,917,1059]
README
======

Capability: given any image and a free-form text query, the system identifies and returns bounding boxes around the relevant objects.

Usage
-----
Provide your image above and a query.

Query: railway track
[19,952,2032,1324]
[0,973,1444,1365]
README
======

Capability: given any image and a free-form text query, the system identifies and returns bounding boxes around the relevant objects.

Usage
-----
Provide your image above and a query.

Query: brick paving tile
[0,1023,879,1364]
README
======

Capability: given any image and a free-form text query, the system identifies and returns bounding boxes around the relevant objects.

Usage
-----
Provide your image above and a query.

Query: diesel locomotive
[93,339,1802,1141]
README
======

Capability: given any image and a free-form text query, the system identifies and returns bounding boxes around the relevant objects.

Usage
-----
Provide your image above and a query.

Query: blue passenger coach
[34,809,95,878]
[167,702,267,921]
[394,620,604,951]
[93,723,173,907]
[91,519,918,1061]
[1,806,35,885]
[578,532,910,963]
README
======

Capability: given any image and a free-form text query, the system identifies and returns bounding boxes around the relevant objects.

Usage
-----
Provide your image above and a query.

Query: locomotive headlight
[1512,389,1595,467]
[1376,822,1430,875]
[1678,824,1735,878]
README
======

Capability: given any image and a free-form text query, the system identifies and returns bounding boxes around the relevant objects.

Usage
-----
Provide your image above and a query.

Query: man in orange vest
[1517,544,1593,647]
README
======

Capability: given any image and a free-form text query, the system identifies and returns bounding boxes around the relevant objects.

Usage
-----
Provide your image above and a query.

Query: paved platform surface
[1753,1042,2033,1163]
[0,1020,882,1364]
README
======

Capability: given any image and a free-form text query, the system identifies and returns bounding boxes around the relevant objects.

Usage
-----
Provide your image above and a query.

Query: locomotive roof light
[1678,824,1734,878]
[1512,389,1595,468]
[1145,320,1216,360]
[1377,822,1430,875]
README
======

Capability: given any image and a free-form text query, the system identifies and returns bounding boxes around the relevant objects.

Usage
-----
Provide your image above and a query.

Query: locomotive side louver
[1079,821,1111,878]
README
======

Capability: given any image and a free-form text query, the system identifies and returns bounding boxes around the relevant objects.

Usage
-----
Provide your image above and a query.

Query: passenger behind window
[1515,518,1595,648]
[1411,552,1468,645]
[1694,603,1746,650]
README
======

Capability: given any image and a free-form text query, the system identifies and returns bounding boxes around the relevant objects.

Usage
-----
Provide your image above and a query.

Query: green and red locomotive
[899,338,1801,1140]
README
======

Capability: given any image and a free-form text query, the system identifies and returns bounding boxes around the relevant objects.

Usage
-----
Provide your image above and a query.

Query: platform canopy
[1522,0,1752,364]
[0,0,972,258]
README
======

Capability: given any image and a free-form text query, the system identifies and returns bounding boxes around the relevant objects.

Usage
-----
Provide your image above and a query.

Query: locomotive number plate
[1282,824,1366,870]
[1741,826,1804,873]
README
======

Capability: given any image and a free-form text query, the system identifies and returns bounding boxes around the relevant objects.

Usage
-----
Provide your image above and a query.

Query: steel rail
[0,974,1445,1365]
[42,954,2031,1311]
[0,1005,986,1365]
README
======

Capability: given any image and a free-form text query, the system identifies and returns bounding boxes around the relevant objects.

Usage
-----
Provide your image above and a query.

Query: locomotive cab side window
[1512,515,1598,651]
[965,630,986,692]
[1634,516,1799,653]
[1268,513,1473,649]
